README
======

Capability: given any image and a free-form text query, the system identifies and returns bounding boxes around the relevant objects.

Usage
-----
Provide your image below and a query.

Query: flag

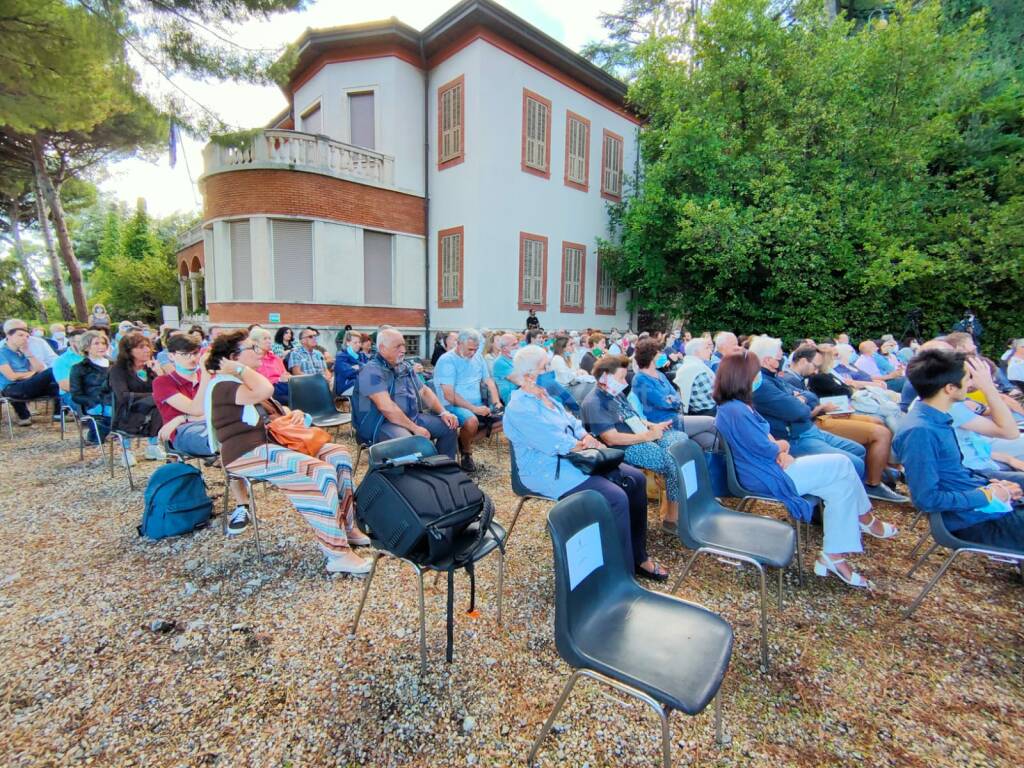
[169,121,178,168]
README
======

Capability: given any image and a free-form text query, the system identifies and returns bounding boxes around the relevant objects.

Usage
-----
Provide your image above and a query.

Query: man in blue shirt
[894,348,1023,549]
[288,327,330,385]
[0,319,59,424]
[491,333,518,405]
[354,329,458,458]
[51,328,86,408]
[433,329,501,472]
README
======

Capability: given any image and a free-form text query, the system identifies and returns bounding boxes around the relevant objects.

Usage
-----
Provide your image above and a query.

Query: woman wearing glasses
[207,330,370,574]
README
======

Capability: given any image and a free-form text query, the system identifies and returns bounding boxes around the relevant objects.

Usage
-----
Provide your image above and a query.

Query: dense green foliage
[604,0,1023,351]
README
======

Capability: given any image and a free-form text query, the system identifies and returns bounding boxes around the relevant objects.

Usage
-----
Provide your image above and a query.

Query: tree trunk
[31,134,86,321]
[34,173,74,321]
[6,199,47,322]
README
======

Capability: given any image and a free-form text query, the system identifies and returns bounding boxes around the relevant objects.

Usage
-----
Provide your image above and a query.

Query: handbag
[262,400,330,457]
[556,447,625,478]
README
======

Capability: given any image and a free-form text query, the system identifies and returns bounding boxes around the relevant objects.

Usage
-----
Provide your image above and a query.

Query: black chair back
[509,445,534,498]
[288,374,338,420]
[547,491,632,670]
[718,434,749,499]
[668,439,717,550]
[367,435,438,469]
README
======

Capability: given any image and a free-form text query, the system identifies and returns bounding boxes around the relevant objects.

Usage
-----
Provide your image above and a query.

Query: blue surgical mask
[537,371,556,387]
[173,362,195,377]
[655,353,668,368]
[752,372,764,392]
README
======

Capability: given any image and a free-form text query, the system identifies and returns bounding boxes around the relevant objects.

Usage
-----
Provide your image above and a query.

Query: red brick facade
[209,302,426,328]
[202,170,426,236]
[176,241,204,276]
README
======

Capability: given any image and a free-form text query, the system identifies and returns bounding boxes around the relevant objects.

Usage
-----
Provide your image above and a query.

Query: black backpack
[355,451,497,662]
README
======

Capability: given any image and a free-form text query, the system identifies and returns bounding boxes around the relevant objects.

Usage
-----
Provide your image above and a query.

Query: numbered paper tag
[566,523,603,590]
[682,460,698,499]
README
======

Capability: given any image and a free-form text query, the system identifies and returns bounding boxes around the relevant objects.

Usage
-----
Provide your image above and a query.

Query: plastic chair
[351,435,506,675]
[288,374,352,435]
[529,491,733,768]
[0,395,54,438]
[667,440,796,670]
[506,446,556,545]
[903,510,1024,618]
[719,435,821,585]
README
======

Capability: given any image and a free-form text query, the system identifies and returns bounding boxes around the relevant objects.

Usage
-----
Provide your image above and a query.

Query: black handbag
[556,447,625,478]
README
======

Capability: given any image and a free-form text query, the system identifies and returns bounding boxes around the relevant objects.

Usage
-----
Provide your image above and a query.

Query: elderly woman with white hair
[674,336,718,416]
[503,345,668,581]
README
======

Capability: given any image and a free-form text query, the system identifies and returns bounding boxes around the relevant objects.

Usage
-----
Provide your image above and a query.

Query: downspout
[420,39,431,355]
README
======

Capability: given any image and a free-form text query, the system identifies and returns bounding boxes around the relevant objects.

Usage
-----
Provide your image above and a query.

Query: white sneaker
[121,451,138,467]
[325,552,371,574]
[144,443,167,461]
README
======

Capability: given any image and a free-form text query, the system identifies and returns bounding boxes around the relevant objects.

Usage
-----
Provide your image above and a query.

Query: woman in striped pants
[207,330,371,574]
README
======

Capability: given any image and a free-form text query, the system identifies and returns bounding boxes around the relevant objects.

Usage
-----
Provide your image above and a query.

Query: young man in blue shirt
[894,349,1023,550]
[0,319,60,424]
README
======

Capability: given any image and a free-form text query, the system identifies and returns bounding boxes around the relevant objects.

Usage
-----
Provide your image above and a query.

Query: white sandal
[813,552,874,589]
[859,516,898,540]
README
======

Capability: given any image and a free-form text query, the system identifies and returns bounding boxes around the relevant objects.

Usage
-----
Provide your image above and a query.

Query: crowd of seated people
[6,308,1022,585]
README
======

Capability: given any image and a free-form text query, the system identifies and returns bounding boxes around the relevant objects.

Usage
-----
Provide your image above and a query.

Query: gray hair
[495,333,517,351]
[510,344,548,384]
[457,328,482,345]
[249,327,272,344]
[749,335,783,360]
[3,318,26,334]
[685,338,708,356]
[713,331,737,349]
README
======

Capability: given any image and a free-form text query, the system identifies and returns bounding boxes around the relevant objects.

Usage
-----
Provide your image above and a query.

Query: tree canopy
[603,0,1024,351]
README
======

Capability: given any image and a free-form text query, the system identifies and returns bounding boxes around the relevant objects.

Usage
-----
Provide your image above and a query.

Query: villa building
[175,0,640,354]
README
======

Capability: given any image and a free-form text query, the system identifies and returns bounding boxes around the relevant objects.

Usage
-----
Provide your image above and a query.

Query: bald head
[376,329,406,365]
[858,340,877,356]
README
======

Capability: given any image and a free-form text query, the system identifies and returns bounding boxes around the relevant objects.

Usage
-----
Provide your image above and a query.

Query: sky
[102,0,613,218]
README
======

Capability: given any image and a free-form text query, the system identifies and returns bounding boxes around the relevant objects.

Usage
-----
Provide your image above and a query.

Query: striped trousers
[226,442,356,555]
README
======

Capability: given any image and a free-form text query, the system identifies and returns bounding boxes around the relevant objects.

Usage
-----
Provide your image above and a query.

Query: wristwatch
[234,364,245,377]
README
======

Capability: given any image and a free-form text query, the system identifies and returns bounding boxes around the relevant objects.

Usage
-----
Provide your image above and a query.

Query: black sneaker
[460,454,477,473]
[865,484,909,504]
[227,505,250,535]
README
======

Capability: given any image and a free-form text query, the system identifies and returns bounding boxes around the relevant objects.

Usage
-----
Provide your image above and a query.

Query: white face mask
[603,375,627,396]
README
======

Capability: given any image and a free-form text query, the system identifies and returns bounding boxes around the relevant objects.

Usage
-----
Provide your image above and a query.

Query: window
[348,91,375,149]
[596,252,616,314]
[518,232,548,311]
[438,76,464,169]
[521,89,552,178]
[228,220,252,300]
[403,334,422,358]
[271,219,314,302]
[560,242,586,313]
[437,226,464,308]
[363,231,393,305]
[300,101,322,135]
[564,112,590,192]
[601,129,624,200]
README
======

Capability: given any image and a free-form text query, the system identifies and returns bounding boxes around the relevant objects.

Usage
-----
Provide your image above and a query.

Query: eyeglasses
[302,334,319,341]
[173,350,200,358]
[237,344,257,352]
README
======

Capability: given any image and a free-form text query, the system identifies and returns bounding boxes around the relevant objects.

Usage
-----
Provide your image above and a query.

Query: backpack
[139,463,213,540]
[355,451,497,662]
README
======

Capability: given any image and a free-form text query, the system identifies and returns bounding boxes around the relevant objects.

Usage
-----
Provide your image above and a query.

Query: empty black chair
[351,435,506,675]
[529,491,733,768]
[719,434,820,585]
[904,510,1024,618]
[668,440,795,670]
[287,374,351,435]
[505,445,556,545]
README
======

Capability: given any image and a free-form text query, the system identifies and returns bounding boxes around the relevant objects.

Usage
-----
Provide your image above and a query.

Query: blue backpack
[139,463,213,540]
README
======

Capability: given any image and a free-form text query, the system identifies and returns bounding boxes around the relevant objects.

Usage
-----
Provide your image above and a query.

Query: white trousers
[785,453,870,555]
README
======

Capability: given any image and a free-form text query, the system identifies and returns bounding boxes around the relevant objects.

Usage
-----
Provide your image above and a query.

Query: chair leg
[794,521,804,587]
[715,691,725,746]
[909,508,925,531]
[908,529,932,560]
[247,480,262,560]
[658,704,672,768]
[496,545,505,627]
[2,400,12,439]
[527,671,583,766]
[118,436,135,491]
[506,497,527,543]
[353,443,363,474]
[904,550,961,618]
[59,408,66,440]
[351,551,383,634]
[777,567,784,611]
[417,567,427,676]
[754,562,768,672]
[670,549,704,595]
[108,434,116,478]
[907,542,940,577]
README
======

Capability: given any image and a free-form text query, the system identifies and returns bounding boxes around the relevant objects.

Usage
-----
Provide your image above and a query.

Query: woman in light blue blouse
[503,345,667,581]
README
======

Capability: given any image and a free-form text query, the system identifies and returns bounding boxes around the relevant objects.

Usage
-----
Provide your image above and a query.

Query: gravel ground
[1,413,1022,768]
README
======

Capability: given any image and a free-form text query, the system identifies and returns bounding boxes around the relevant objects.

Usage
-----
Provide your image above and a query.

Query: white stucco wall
[292,57,425,196]
[427,38,636,332]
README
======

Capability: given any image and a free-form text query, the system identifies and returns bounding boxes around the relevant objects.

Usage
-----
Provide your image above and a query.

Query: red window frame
[521,89,552,179]
[600,128,624,201]
[437,225,464,308]
[560,241,587,313]
[563,111,590,192]
[437,75,465,171]
[518,232,548,311]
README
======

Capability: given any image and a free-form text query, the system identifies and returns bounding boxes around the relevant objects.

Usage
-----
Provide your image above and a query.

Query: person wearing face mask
[581,355,690,535]
[354,328,459,458]
[333,330,367,397]
[47,323,66,353]
[630,338,718,450]
[715,350,895,590]
[70,330,116,443]
[504,345,667,581]
[152,334,216,457]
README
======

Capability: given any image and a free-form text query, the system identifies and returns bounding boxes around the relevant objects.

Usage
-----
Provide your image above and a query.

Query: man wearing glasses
[289,326,331,386]
[153,334,215,457]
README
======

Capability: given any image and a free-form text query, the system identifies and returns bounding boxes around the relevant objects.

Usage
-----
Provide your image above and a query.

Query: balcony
[202,129,396,188]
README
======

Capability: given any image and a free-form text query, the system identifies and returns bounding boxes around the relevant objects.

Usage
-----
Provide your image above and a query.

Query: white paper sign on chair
[682,460,698,499]
[566,523,603,590]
